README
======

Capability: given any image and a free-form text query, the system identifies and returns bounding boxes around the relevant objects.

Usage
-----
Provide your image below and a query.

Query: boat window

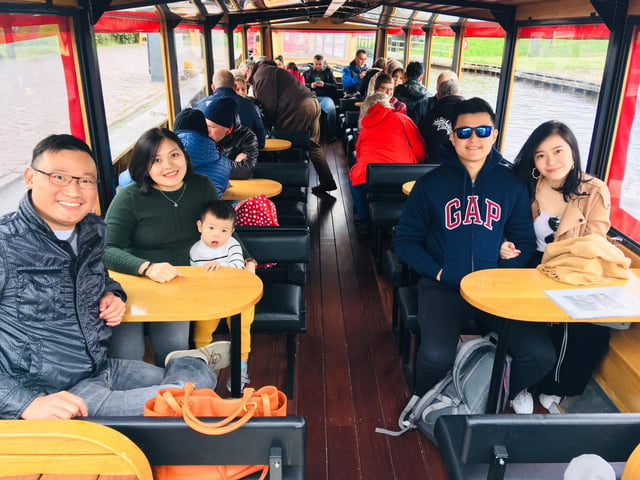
[175,24,206,109]
[428,22,455,89]
[608,25,640,243]
[95,10,168,162]
[212,28,230,70]
[458,20,505,110]
[408,30,426,64]
[501,24,609,161]
[0,13,78,216]
[270,29,375,68]
[386,30,405,62]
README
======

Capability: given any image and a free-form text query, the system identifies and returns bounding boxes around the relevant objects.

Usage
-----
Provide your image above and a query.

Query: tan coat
[532,174,611,242]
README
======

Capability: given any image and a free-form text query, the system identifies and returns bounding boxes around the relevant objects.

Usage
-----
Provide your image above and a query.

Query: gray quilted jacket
[0,193,124,418]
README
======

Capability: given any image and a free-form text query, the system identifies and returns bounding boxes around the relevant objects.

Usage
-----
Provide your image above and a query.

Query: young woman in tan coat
[501,120,612,413]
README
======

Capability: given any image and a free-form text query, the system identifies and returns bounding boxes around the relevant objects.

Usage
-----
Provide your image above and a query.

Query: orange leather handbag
[144,382,287,480]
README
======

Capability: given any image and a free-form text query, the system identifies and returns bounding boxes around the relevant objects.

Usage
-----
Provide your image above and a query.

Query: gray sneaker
[226,362,250,392]
[164,341,231,371]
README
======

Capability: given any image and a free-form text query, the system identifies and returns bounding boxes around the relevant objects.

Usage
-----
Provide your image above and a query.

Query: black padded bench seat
[435,413,640,480]
[93,415,307,480]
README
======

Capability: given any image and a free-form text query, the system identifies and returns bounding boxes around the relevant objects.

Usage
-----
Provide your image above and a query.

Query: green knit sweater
[104,173,218,275]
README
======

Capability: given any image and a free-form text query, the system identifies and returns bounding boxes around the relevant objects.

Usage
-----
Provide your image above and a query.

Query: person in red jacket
[349,92,426,225]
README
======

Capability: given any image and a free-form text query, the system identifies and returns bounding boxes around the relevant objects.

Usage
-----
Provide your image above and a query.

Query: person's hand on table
[499,241,521,260]
[245,258,257,274]
[99,291,125,327]
[21,392,88,419]
[201,260,222,272]
[234,153,247,163]
[144,262,183,283]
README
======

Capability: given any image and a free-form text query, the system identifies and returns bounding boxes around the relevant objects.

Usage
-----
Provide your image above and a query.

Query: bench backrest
[366,163,439,189]
[435,413,640,480]
[93,416,306,480]
[236,226,311,264]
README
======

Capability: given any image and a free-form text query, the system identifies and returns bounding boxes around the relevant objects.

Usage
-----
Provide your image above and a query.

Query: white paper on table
[544,272,640,323]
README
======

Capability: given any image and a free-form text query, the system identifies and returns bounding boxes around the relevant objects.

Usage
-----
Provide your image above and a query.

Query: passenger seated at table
[189,200,256,391]
[0,133,225,420]
[500,120,612,412]
[394,98,555,416]
[419,78,465,163]
[369,73,406,115]
[286,62,305,84]
[394,61,433,127]
[358,57,386,98]
[196,69,267,149]
[204,97,259,180]
[366,59,402,97]
[173,107,231,196]
[349,93,425,229]
[104,128,246,366]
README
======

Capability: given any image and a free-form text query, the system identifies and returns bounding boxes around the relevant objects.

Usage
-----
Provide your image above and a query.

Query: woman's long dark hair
[128,127,193,194]
[514,120,584,201]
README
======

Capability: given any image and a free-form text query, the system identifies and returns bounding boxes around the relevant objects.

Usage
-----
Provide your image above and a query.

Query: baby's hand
[202,261,221,271]
[499,241,521,260]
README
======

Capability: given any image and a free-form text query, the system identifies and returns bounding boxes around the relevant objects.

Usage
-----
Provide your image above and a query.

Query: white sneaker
[538,393,562,412]
[510,389,534,414]
[164,341,231,371]
[227,362,250,392]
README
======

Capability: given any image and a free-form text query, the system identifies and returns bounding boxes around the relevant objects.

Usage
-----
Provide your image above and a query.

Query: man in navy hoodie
[394,98,555,414]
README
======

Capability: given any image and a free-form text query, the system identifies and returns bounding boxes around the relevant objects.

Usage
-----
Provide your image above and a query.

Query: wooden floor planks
[249,139,447,480]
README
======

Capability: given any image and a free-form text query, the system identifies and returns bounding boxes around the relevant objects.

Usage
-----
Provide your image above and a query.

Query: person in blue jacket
[394,97,555,414]
[341,49,368,95]
[173,108,230,196]
[196,69,267,149]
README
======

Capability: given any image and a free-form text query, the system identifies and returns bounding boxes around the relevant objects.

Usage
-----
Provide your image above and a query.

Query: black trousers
[414,277,556,399]
[534,323,610,397]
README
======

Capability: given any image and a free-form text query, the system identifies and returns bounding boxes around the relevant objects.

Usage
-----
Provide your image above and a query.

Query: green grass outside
[417,36,607,82]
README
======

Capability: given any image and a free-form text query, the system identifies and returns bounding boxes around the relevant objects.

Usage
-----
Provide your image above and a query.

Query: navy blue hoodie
[393,145,535,290]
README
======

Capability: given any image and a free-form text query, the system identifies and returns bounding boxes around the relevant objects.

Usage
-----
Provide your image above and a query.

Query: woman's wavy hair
[514,120,583,201]
[128,127,194,194]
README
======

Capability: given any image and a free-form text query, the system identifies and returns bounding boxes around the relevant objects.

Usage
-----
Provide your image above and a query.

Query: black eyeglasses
[32,167,98,190]
[454,126,493,139]
[545,216,560,244]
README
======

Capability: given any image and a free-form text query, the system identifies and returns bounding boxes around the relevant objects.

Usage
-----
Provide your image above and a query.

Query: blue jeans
[69,357,216,416]
[349,182,371,221]
[109,321,191,366]
[317,96,336,139]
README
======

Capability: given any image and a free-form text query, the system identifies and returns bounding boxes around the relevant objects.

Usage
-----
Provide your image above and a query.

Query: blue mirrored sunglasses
[454,126,493,139]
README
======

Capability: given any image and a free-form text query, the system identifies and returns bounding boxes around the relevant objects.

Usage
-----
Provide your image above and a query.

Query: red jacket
[349,103,426,186]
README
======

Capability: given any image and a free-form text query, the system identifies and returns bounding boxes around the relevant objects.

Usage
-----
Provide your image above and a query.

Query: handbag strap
[181,384,258,435]
[161,389,185,415]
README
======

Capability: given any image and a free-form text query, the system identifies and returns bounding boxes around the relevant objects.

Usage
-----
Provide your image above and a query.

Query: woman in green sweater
[104,128,219,365]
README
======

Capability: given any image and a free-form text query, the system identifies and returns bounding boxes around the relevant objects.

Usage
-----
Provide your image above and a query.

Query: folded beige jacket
[538,234,631,285]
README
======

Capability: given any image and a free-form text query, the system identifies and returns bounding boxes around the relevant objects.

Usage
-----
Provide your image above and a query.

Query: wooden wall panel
[516,0,597,22]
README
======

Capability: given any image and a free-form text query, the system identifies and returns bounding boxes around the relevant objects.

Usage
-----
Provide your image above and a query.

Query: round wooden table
[221,178,283,201]
[460,267,640,413]
[261,138,292,152]
[111,266,263,397]
[402,180,415,195]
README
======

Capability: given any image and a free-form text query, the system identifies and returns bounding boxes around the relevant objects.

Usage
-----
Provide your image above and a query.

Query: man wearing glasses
[394,97,555,415]
[0,134,218,419]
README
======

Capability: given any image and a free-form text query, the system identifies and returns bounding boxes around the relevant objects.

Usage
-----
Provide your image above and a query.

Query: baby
[189,200,256,390]
[190,200,245,271]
